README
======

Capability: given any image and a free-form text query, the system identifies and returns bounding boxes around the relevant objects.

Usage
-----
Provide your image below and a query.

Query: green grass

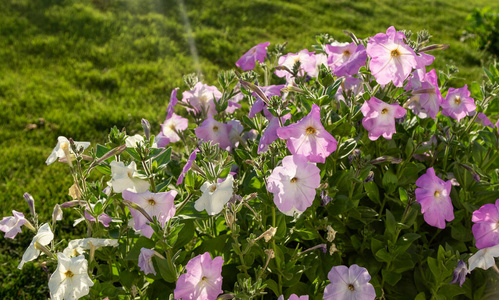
[0,0,494,297]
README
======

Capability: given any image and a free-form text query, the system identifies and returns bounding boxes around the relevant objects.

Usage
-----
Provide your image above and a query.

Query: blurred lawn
[0,0,493,297]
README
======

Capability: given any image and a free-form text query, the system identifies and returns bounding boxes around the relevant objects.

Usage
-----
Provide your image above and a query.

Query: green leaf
[382,269,402,286]
[405,138,415,159]
[364,182,380,205]
[427,256,441,282]
[375,248,392,263]
[154,256,177,283]
[384,209,397,240]
[398,187,408,205]
[264,279,280,297]
[414,292,426,300]
[125,237,155,260]
[275,214,287,240]
[153,147,172,166]
[382,169,398,193]
[394,233,420,255]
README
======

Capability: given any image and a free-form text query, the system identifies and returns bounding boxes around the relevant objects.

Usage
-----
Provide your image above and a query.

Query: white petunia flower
[468,244,499,272]
[46,136,90,165]
[63,238,119,258]
[194,174,234,215]
[109,161,150,193]
[18,223,54,269]
[125,134,145,148]
[49,253,94,300]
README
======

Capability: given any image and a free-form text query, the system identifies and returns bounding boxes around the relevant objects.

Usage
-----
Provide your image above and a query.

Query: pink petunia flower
[367,26,419,87]
[405,69,443,119]
[441,85,476,122]
[138,248,157,275]
[277,104,337,163]
[323,264,376,300]
[360,97,406,141]
[470,112,495,128]
[248,85,286,119]
[0,210,26,239]
[267,155,321,216]
[182,82,223,117]
[177,148,200,185]
[167,88,179,120]
[415,167,454,229]
[159,113,189,145]
[258,114,291,154]
[325,42,367,77]
[194,117,233,150]
[236,42,270,71]
[174,252,224,300]
[275,49,317,79]
[472,199,499,249]
[122,190,177,238]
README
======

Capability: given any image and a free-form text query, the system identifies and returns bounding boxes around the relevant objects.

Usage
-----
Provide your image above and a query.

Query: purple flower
[323,264,376,300]
[258,115,291,154]
[471,112,495,128]
[450,260,468,287]
[248,85,286,119]
[138,248,156,275]
[415,167,454,229]
[177,148,200,185]
[84,210,112,228]
[405,69,443,119]
[160,113,189,145]
[472,199,499,249]
[174,252,224,300]
[236,42,270,71]
[122,190,177,238]
[325,42,367,77]
[0,210,26,239]
[267,155,321,216]
[278,295,309,300]
[277,104,337,163]
[194,117,233,150]
[367,26,419,87]
[275,49,317,79]
[167,88,179,120]
[335,77,363,103]
[360,97,406,141]
[182,82,223,117]
[441,85,476,122]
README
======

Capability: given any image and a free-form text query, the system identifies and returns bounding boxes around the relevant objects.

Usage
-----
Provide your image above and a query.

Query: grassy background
[0,0,493,297]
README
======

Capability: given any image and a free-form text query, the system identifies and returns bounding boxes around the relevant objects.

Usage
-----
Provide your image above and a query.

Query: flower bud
[141,118,151,140]
[23,193,36,216]
[52,204,63,223]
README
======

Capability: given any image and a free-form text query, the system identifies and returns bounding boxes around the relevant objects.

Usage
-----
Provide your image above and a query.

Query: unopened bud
[418,44,449,52]
[60,200,82,208]
[23,220,36,232]
[23,193,36,216]
[52,204,63,223]
[141,119,151,140]
[123,200,154,223]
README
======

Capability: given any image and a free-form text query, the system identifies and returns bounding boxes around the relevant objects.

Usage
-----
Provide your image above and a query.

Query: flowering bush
[2,26,499,299]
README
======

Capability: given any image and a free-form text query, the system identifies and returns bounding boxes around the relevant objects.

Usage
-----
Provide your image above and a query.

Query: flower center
[210,185,217,193]
[306,126,316,134]
[290,177,298,183]
[212,126,219,132]
[391,49,401,57]
[348,284,355,291]
[127,171,133,178]
[64,270,75,278]
[148,199,156,206]
[343,50,351,57]
[434,190,440,197]
[381,108,389,114]
[454,96,461,105]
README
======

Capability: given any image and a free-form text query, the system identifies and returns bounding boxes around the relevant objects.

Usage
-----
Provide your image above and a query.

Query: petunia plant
[2,26,499,300]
